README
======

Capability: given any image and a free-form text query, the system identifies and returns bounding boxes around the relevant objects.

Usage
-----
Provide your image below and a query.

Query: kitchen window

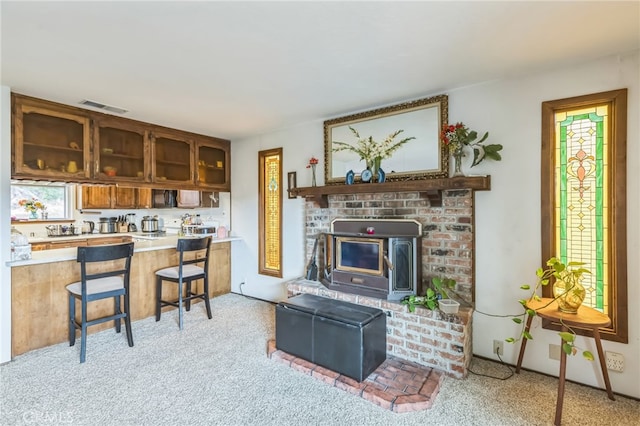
[10,182,74,221]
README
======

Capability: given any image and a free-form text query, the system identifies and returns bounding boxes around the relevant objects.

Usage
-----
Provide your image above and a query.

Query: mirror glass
[324,94,448,184]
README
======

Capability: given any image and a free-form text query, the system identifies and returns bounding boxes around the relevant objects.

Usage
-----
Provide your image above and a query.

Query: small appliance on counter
[141,215,159,232]
[45,224,80,237]
[81,221,95,234]
[98,217,117,234]
[10,226,32,261]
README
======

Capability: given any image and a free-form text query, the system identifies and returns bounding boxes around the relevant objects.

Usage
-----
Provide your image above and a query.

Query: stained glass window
[554,106,608,313]
[542,89,628,343]
[258,148,282,277]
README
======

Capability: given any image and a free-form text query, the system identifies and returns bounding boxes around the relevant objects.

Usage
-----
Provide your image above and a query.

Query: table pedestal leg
[593,328,615,400]
[555,329,568,426]
[516,314,534,374]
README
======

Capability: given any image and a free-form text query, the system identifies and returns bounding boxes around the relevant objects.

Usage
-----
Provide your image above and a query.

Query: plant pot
[438,299,460,314]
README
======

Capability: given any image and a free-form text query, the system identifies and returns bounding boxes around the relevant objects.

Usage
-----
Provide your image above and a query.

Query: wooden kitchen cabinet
[86,236,132,246]
[151,130,193,185]
[78,186,150,209]
[12,94,232,191]
[137,188,152,209]
[31,235,132,251]
[196,138,231,191]
[79,186,112,209]
[94,118,149,182]
[12,94,92,180]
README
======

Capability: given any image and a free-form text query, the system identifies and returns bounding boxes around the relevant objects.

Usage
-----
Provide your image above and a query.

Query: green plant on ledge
[506,257,594,361]
[401,277,457,312]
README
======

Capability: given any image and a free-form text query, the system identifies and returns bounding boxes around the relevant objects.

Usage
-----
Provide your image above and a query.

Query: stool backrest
[76,243,135,294]
[177,236,212,271]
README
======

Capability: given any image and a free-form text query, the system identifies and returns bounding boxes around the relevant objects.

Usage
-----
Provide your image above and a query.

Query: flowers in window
[18,198,46,214]
[332,126,415,170]
[440,122,503,167]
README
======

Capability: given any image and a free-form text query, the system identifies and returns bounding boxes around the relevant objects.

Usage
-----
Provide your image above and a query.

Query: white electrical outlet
[605,351,624,372]
[493,340,504,356]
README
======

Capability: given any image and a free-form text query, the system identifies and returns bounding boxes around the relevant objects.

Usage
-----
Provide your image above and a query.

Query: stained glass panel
[554,106,608,313]
[259,149,282,277]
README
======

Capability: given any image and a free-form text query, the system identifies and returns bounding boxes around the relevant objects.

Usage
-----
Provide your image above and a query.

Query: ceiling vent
[79,99,128,114]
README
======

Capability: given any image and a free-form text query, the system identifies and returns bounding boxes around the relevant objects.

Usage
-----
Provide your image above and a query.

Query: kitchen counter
[7,234,241,267]
[10,236,235,356]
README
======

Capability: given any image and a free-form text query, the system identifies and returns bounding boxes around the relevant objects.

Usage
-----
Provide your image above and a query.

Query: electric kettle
[82,221,95,234]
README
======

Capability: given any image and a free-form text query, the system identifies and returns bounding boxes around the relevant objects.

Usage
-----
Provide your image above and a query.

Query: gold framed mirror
[324,94,448,184]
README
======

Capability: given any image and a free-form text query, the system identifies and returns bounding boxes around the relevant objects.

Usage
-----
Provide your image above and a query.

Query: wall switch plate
[605,351,624,372]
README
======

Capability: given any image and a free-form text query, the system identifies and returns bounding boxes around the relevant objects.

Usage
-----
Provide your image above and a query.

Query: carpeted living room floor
[1,293,638,425]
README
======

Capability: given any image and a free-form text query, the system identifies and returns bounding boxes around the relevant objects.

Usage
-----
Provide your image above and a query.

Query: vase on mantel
[366,157,382,182]
[29,211,38,220]
[311,164,317,187]
[451,147,465,177]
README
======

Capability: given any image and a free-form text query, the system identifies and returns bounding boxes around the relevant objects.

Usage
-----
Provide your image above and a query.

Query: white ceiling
[2,1,638,141]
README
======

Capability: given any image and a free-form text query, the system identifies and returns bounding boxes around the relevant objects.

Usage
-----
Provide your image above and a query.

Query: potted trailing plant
[507,257,594,360]
[401,277,458,312]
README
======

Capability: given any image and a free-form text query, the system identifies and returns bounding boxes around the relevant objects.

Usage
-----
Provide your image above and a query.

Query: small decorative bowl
[103,166,117,177]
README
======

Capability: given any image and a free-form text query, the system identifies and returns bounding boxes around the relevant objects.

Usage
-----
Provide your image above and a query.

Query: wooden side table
[515,298,615,426]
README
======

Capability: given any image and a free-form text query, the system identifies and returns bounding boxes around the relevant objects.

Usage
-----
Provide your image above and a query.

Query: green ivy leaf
[512,318,522,324]
[505,337,515,343]
[558,332,575,343]
[523,331,533,340]
[526,309,536,317]
[582,351,595,361]
[562,343,573,355]
[520,284,530,290]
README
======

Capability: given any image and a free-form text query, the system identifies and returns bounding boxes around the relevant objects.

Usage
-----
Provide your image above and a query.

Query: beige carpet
[1,293,638,425]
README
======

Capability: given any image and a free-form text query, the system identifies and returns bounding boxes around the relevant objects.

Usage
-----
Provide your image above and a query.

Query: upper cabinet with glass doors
[151,130,194,185]
[11,93,231,191]
[12,94,91,180]
[94,118,149,182]
[196,137,230,191]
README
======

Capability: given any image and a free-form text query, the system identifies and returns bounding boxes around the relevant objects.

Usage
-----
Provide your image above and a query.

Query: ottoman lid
[279,294,384,326]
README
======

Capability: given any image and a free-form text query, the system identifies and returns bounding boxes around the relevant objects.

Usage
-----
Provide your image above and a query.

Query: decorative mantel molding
[289,175,491,207]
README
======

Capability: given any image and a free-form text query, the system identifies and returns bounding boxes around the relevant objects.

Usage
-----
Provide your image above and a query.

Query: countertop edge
[7,236,241,267]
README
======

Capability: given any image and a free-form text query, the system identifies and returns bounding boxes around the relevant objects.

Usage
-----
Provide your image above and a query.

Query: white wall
[230,122,318,302]
[231,51,640,397]
[1,86,12,363]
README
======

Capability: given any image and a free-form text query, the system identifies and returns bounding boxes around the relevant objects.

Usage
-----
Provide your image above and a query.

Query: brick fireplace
[292,187,479,378]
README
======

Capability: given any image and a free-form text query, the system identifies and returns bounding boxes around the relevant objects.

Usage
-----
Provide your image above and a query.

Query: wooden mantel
[290,175,491,208]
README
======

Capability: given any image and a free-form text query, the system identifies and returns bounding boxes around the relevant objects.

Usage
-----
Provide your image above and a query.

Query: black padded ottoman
[275,293,386,382]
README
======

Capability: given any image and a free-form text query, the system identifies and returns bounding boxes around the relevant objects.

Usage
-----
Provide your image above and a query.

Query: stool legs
[203,277,212,319]
[68,294,76,346]
[155,276,162,322]
[156,276,211,329]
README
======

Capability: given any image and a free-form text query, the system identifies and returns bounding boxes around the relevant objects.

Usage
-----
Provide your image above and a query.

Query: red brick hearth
[267,340,444,413]
[286,279,472,378]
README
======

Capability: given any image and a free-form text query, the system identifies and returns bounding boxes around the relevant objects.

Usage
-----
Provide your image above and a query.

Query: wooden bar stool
[516,298,614,425]
[155,236,212,330]
[66,243,135,363]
